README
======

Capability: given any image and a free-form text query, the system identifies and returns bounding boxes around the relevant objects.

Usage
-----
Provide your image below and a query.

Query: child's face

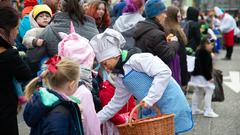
[205,42,214,52]
[97,3,105,19]
[36,13,51,27]
[101,57,119,73]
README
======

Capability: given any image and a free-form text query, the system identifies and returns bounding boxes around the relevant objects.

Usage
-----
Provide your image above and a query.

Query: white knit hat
[214,7,223,17]
[90,28,126,63]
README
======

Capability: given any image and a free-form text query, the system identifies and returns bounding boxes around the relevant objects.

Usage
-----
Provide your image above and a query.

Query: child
[90,28,194,134]
[13,4,52,105]
[189,36,219,118]
[22,4,52,74]
[23,56,84,135]
[57,24,101,135]
[22,4,52,49]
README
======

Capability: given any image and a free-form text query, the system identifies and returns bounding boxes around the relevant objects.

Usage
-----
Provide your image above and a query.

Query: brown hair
[164,6,187,45]
[25,58,80,100]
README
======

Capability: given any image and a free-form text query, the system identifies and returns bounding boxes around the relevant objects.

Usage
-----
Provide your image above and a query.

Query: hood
[186,7,199,22]
[113,13,145,32]
[29,11,40,28]
[133,19,164,40]
[23,88,61,127]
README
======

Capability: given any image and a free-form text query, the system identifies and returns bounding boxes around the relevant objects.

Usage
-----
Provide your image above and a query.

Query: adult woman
[164,6,189,90]
[32,0,99,66]
[86,0,111,33]
[133,0,179,66]
[0,5,32,135]
[113,0,145,50]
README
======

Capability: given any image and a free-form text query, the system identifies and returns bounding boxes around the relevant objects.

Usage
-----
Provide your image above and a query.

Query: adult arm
[127,53,172,106]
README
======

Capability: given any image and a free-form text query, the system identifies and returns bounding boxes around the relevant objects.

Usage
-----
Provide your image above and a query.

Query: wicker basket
[117,104,175,135]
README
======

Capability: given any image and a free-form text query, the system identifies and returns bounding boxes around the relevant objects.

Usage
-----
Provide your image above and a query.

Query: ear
[58,32,68,40]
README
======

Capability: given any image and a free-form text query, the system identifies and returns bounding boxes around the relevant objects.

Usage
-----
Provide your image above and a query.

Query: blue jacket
[24,88,84,135]
[16,15,31,51]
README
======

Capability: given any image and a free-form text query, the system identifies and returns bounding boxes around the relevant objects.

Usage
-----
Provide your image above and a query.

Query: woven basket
[117,104,175,135]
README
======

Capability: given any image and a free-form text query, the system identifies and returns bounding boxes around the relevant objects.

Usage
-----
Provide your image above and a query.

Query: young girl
[86,0,111,33]
[189,36,219,118]
[57,24,101,135]
[90,28,194,134]
[23,56,84,135]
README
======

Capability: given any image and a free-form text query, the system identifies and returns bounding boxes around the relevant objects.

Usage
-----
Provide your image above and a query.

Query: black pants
[226,46,233,59]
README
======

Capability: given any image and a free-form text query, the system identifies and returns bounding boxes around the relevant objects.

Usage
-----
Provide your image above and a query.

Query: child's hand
[36,39,45,47]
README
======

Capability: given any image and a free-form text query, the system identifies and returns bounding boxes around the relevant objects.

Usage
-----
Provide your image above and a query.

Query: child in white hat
[90,28,194,134]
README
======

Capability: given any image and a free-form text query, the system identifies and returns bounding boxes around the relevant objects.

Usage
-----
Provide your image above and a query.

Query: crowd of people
[0,0,240,135]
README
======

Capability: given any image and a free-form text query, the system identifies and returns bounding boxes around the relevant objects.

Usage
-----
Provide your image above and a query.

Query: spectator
[133,0,179,66]
[36,0,99,63]
[0,5,32,135]
[113,0,145,50]
[86,0,111,33]
[164,5,189,89]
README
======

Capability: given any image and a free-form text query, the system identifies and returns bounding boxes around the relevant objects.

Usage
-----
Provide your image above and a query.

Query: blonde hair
[25,58,80,100]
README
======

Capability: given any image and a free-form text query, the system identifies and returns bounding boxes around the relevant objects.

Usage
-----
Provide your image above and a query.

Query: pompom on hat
[90,28,126,63]
[32,4,52,19]
[144,0,166,18]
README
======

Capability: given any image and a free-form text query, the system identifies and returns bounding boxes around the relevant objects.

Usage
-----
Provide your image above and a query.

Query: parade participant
[0,5,32,135]
[90,28,194,134]
[24,57,84,135]
[189,36,219,118]
[214,7,237,60]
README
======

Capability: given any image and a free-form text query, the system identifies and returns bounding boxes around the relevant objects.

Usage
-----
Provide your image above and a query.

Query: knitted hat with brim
[32,4,52,19]
[90,28,126,63]
[144,0,166,18]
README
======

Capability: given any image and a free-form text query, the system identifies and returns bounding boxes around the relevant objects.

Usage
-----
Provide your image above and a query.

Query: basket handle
[128,103,161,126]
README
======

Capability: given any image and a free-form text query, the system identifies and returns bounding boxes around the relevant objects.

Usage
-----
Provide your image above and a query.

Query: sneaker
[192,109,204,115]
[204,111,219,118]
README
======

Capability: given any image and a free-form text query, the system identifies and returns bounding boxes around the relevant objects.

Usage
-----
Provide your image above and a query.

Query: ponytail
[24,71,48,100]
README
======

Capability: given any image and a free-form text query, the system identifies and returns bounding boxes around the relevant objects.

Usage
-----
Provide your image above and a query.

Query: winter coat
[192,49,213,81]
[186,7,201,51]
[99,80,136,125]
[16,15,31,51]
[38,12,99,59]
[0,37,32,135]
[24,88,84,135]
[23,11,44,49]
[133,19,179,65]
[113,13,145,50]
